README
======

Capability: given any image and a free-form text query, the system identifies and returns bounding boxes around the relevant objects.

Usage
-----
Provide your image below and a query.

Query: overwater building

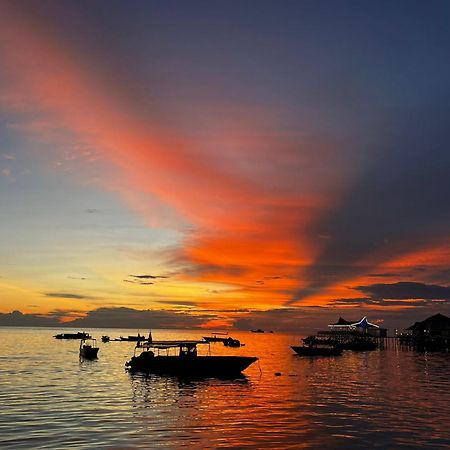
[405,313,450,338]
[327,316,387,338]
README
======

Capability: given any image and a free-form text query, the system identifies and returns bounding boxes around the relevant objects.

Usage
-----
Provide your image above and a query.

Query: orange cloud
[5,2,447,319]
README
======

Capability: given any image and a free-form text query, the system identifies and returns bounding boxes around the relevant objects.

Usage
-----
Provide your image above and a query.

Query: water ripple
[0,328,449,448]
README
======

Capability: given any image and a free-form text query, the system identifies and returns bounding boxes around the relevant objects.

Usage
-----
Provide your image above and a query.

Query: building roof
[329,316,380,329]
[331,317,354,326]
[406,313,450,331]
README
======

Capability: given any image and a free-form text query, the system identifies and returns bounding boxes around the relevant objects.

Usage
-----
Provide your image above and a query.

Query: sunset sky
[1,1,450,331]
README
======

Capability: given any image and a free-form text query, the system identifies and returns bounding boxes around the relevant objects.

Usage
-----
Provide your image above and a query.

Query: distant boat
[125,339,257,377]
[203,332,228,343]
[79,338,99,359]
[251,329,265,333]
[54,332,91,340]
[223,337,242,347]
[117,334,148,342]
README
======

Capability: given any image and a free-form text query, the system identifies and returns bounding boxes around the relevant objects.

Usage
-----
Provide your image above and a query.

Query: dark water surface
[0,327,449,449]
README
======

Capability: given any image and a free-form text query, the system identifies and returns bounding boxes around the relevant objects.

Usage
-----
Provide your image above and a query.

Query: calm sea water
[0,327,449,449]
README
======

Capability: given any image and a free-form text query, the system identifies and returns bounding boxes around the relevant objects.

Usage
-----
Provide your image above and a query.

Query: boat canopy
[139,340,208,350]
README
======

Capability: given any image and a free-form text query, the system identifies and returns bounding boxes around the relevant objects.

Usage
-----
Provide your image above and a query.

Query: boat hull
[291,346,342,356]
[126,355,258,376]
[54,332,91,340]
[203,337,227,343]
[80,347,99,359]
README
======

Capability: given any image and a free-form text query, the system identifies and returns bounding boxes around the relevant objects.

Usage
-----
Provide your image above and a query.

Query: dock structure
[399,313,450,351]
[316,316,388,350]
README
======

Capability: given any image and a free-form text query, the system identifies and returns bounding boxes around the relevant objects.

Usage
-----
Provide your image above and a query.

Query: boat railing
[134,340,211,357]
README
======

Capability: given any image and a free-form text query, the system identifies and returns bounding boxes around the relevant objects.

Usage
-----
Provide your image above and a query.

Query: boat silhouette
[126,339,257,377]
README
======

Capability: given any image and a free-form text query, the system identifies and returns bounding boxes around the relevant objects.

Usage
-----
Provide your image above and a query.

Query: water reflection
[0,327,449,449]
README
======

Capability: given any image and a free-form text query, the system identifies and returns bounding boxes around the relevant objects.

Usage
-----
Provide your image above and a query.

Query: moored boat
[125,339,257,377]
[79,338,99,359]
[291,336,342,357]
[223,337,242,347]
[54,332,91,340]
[116,333,148,342]
[203,332,228,343]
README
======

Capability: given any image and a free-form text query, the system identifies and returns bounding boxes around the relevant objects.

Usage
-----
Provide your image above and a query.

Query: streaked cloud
[353,282,450,300]
[44,292,96,300]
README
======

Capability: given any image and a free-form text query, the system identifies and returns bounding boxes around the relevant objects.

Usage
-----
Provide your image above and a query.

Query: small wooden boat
[223,337,242,347]
[291,336,342,357]
[79,338,99,359]
[125,339,257,377]
[54,332,91,340]
[117,333,148,342]
[203,332,228,343]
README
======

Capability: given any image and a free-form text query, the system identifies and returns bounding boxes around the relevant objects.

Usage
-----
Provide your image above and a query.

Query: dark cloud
[367,273,406,278]
[129,274,168,279]
[66,307,209,329]
[291,100,450,304]
[154,300,198,307]
[353,282,450,300]
[44,292,96,300]
[123,279,153,285]
[123,274,169,285]
[254,276,283,286]
[0,310,60,327]
[329,297,438,307]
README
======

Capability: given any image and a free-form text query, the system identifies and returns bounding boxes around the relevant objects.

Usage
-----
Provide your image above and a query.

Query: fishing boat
[125,339,257,377]
[203,332,228,343]
[54,332,91,340]
[79,338,99,359]
[223,337,242,347]
[116,333,148,342]
[291,336,343,357]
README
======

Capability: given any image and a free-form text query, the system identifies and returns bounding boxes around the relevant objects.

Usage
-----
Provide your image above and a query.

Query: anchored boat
[125,339,257,377]
[79,338,99,359]
[202,332,229,343]
[54,332,91,340]
[117,333,148,342]
[291,336,343,357]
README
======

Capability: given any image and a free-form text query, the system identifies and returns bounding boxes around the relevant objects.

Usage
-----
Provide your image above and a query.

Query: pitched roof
[406,313,450,331]
[331,317,354,326]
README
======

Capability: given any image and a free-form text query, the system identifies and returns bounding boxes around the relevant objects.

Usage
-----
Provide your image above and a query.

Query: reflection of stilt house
[317,317,387,350]
[401,313,450,350]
